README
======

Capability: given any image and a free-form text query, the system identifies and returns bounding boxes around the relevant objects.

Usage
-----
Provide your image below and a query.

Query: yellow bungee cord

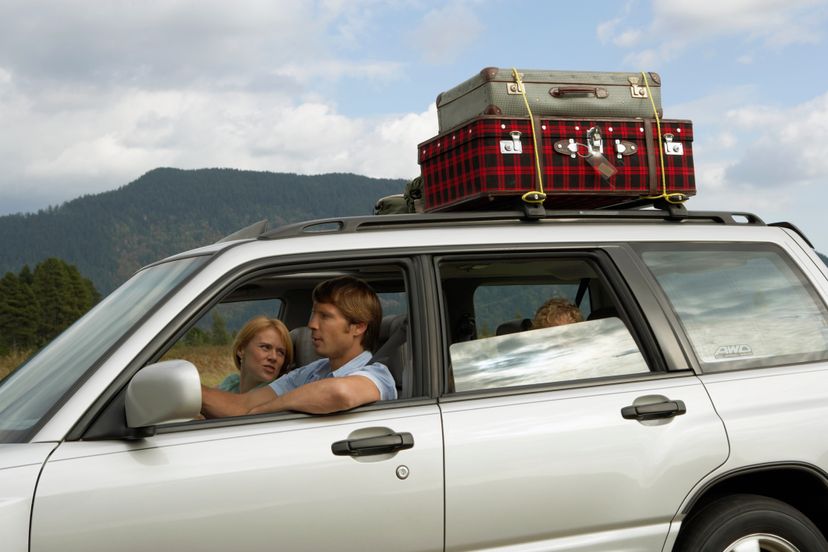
[512,68,547,205]
[639,71,687,204]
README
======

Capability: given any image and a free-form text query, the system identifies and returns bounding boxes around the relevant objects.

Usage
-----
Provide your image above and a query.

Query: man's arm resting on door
[247,375,380,415]
[201,385,277,418]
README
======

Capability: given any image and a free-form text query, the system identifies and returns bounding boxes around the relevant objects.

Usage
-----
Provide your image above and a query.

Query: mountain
[0,168,406,293]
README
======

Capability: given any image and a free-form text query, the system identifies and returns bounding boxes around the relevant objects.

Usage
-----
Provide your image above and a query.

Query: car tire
[675,494,828,552]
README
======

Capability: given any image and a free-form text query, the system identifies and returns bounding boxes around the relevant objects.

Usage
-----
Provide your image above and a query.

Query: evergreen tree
[30,258,100,344]
[183,327,209,346]
[0,272,39,352]
[65,264,95,319]
[31,259,76,343]
[19,265,33,286]
[210,311,230,345]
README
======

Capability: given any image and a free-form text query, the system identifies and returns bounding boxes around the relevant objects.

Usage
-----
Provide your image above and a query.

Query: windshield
[0,256,206,443]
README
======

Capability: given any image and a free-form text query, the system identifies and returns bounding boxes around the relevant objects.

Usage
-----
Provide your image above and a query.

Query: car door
[32,407,443,552]
[435,251,729,552]
[30,259,444,552]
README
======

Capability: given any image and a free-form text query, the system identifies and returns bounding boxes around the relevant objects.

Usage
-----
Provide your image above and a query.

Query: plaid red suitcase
[418,116,695,211]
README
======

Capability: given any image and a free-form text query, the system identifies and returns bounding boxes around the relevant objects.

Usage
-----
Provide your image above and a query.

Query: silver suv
[2,206,828,552]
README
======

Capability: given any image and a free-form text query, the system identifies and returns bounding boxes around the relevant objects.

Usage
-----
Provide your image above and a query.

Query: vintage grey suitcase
[436,67,662,133]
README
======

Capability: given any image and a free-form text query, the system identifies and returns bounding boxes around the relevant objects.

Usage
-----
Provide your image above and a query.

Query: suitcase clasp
[629,76,648,99]
[506,74,525,95]
[614,140,638,158]
[500,131,523,154]
[663,133,684,156]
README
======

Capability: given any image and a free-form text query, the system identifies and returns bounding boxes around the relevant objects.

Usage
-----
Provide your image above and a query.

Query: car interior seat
[288,326,321,371]
[371,314,411,399]
[496,318,533,335]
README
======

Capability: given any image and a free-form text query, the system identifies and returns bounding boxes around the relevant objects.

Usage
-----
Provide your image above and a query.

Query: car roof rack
[215,219,268,243]
[258,205,766,241]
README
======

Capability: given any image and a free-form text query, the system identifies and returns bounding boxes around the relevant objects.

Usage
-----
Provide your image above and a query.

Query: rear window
[637,244,828,372]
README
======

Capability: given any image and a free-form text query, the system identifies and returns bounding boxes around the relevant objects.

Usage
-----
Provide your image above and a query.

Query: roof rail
[259,207,766,241]
[769,221,814,248]
[216,219,268,243]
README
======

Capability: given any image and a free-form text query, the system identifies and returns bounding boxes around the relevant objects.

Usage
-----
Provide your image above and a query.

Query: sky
[1,0,828,247]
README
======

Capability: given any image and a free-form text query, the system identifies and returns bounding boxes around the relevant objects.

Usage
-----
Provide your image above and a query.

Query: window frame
[76,253,432,440]
[632,241,828,374]
[433,249,672,399]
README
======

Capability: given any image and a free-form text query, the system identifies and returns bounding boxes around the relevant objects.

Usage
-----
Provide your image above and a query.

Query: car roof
[152,204,815,271]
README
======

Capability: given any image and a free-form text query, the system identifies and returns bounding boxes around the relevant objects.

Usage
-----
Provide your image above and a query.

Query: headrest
[496,318,532,336]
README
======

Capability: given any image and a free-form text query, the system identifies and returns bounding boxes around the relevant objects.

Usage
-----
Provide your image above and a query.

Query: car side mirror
[125,360,202,428]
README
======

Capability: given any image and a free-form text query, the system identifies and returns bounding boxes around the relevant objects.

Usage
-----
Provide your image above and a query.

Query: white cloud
[596,17,623,44]
[652,0,825,45]
[597,0,639,44]
[660,88,828,248]
[723,92,828,184]
[603,0,826,66]
[615,30,643,48]
[409,3,485,64]
[0,0,437,214]
[683,90,828,190]
[0,78,437,207]
[274,60,405,84]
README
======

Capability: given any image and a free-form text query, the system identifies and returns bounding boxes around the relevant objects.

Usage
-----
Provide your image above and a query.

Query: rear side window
[438,255,651,393]
[637,244,828,372]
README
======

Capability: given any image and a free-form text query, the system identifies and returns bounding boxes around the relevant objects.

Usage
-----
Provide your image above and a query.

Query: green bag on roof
[373,194,408,215]
[404,176,424,213]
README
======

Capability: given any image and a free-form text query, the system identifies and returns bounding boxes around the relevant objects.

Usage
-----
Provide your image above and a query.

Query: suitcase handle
[549,86,608,99]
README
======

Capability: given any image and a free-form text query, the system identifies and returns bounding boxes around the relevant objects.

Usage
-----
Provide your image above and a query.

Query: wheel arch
[679,462,828,541]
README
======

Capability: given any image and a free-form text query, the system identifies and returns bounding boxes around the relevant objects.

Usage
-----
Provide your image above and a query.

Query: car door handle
[621,400,687,421]
[331,432,414,457]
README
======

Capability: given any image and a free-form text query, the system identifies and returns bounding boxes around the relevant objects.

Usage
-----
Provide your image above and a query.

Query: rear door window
[636,244,828,372]
[438,254,653,393]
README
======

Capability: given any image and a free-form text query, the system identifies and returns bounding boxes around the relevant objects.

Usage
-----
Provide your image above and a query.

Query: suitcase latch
[614,140,638,158]
[506,74,525,95]
[629,76,648,99]
[500,131,523,154]
[663,133,684,156]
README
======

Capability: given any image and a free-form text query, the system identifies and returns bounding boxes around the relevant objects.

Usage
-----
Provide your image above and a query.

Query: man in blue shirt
[201,276,397,418]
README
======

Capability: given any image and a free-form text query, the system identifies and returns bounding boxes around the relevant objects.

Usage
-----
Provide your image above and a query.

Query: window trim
[632,241,828,374]
[75,254,428,440]
[433,249,671,398]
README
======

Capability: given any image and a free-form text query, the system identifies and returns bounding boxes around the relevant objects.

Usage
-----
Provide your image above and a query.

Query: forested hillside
[0,169,405,293]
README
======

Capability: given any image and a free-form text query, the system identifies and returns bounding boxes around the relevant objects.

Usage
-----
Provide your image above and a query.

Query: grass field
[0,345,236,387]
[0,349,31,382]
[162,343,237,387]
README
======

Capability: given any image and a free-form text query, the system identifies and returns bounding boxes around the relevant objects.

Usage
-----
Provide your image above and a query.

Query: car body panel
[699,364,828,470]
[0,443,57,552]
[32,406,443,552]
[441,376,728,551]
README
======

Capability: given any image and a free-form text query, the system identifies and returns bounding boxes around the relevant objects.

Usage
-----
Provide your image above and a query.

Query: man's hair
[232,316,293,372]
[532,298,583,329]
[312,276,382,351]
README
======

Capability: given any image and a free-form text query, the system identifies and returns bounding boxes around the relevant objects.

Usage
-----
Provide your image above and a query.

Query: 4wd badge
[714,344,753,359]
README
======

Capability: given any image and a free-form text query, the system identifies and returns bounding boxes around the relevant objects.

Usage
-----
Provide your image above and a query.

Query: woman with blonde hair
[217,316,294,393]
